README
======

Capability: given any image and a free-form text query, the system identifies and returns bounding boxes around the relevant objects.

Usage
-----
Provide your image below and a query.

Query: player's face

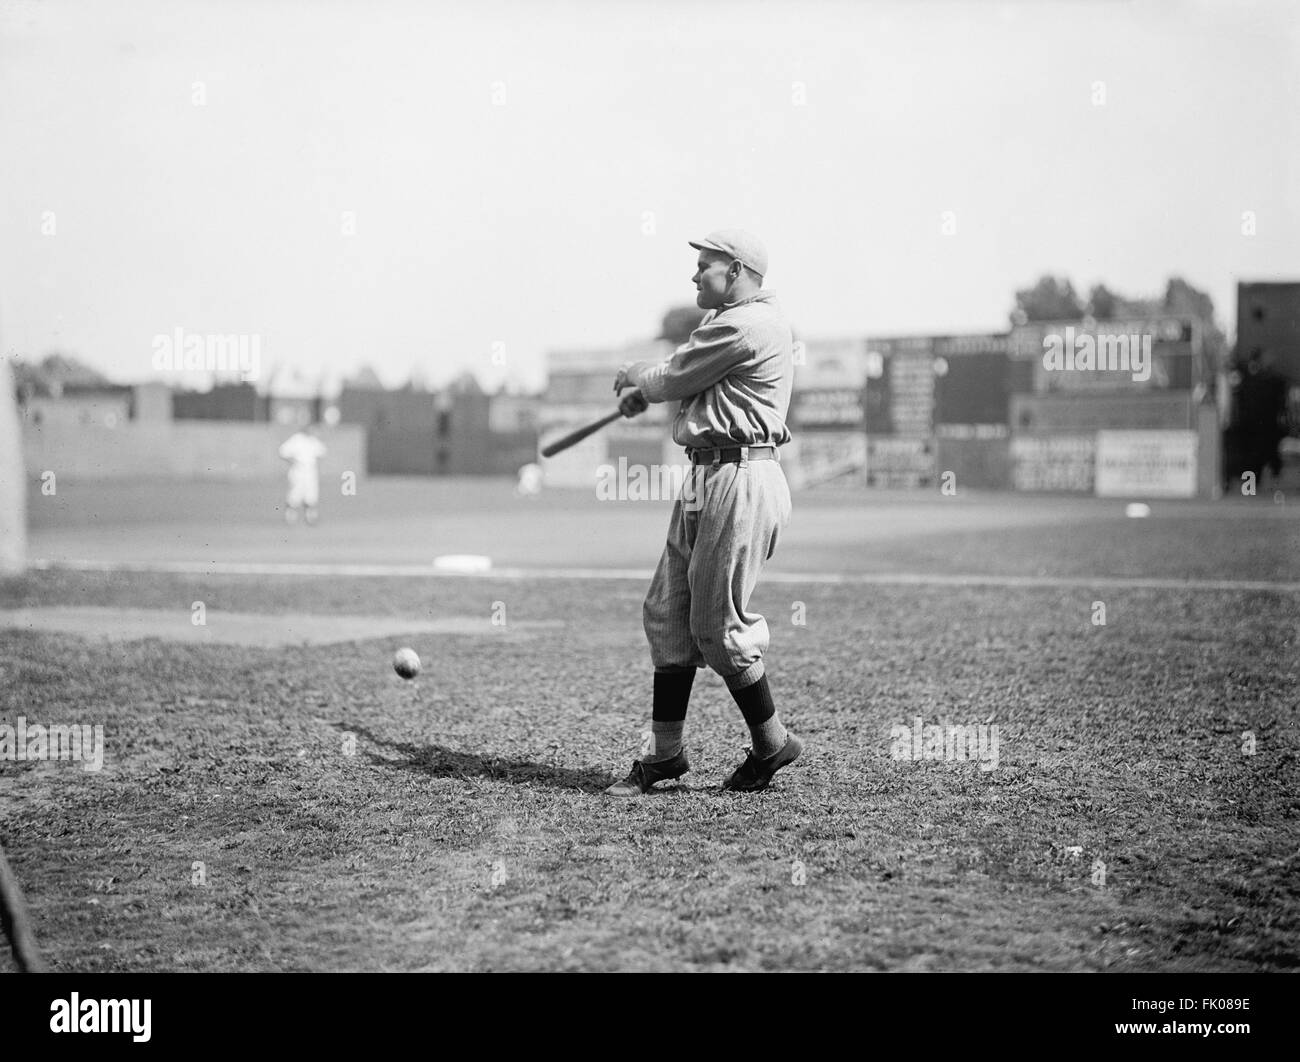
[692,252,733,310]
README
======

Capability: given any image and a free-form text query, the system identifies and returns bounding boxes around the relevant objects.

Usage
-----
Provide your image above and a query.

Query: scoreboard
[863,334,1010,435]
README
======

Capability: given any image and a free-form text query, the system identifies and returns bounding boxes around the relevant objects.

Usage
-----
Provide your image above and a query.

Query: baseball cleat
[722,733,803,792]
[604,750,690,796]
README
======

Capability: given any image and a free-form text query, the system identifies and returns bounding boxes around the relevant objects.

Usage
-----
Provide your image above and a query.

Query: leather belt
[687,445,778,466]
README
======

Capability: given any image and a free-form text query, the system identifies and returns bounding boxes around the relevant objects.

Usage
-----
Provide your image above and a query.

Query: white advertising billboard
[1095,430,1197,498]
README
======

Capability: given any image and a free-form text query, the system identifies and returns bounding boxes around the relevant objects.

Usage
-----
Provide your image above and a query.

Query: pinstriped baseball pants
[642,455,792,690]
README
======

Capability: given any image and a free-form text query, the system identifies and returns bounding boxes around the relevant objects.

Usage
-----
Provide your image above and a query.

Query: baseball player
[606,229,801,796]
[279,421,326,525]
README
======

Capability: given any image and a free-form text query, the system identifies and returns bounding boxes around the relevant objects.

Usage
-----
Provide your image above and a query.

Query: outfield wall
[21,422,366,481]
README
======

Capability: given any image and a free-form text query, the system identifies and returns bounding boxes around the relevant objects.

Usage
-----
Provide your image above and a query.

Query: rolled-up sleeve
[633,320,753,403]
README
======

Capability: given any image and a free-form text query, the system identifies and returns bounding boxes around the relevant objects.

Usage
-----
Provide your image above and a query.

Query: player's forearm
[621,320,751,403]
[636,362,685,403]
[620,360,666,401]
[637,349,750,403]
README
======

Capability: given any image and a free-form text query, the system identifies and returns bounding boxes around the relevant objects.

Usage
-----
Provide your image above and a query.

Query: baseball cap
[688,229,768,278]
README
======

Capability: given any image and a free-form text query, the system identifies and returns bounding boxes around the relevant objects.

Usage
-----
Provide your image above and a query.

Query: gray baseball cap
[689,229,768,278]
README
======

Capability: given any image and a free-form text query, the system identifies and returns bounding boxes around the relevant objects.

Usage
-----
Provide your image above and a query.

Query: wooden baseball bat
[540,390,641,458]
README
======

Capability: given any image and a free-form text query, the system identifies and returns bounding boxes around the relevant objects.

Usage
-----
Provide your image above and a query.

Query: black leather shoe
[605,750,689,796]
[722,733,803,792]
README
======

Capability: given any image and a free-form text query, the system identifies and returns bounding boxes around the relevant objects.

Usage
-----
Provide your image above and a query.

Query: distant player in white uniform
[279,422,326,525]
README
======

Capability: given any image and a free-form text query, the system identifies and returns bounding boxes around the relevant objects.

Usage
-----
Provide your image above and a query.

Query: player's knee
[688,596,721,637]
[689,618,720,655]
[693,636,730,675]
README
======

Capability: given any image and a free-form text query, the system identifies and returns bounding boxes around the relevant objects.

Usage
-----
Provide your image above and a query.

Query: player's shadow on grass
[347,725,613,793]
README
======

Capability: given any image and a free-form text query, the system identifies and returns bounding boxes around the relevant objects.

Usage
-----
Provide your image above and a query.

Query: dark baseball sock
[646,669,695,762]
[729,675,788,759]
[652,668,696,722]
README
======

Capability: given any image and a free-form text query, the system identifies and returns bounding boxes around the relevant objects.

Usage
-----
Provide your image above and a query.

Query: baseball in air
[392,647,421,680]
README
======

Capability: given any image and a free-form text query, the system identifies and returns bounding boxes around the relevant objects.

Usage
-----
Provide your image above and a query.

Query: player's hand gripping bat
[540,389,646,458]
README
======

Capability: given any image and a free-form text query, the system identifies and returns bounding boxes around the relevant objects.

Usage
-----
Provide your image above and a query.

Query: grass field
[2,478,1298,971]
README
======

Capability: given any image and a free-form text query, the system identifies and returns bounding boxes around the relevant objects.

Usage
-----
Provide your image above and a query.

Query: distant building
[21,383,134,429]
[1005,316,1201,433]
[263,365,323,428]
[1236,281,1300,382]
[434,376,493,475]
[488,390,544,434]
[339,383,435,475]
[793,317,1220,497]
[545,343,670,418]
[133,382,172,422]
[173,381,263,421]
[1226,282,1300,484]
[338,374,536,476]
[173,367,329,426]
[24,378,172,426]
[541,341,675,487]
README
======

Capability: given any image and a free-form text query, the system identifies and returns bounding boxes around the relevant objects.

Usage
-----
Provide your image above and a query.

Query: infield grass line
[27,557,1300,593]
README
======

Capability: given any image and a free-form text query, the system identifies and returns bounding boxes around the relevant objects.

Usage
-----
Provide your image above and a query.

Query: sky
[1,0,1296,393]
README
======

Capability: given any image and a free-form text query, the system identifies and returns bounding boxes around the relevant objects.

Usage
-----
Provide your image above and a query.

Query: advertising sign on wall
[791,388,865,429]
[866,436,936,488]
[1010,434,1095,492]
[1094,430,1198,498]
